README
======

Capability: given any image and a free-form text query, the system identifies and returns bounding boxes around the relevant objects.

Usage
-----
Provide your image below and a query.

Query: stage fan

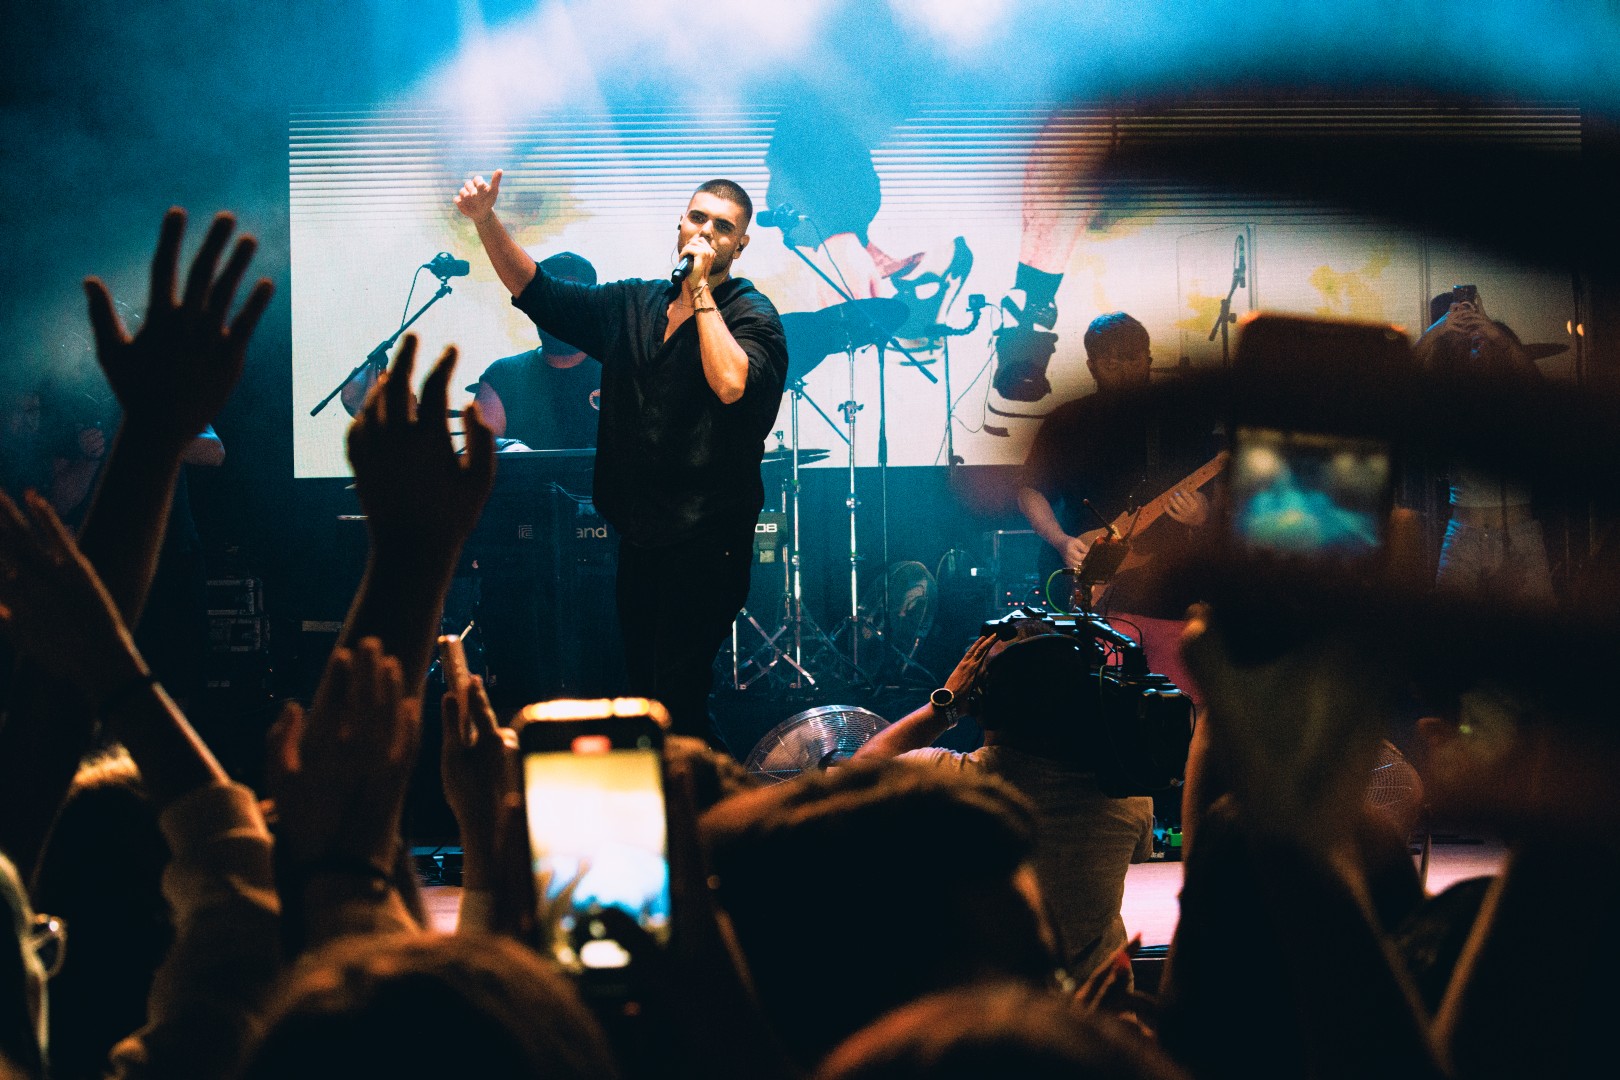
[743,705,890,785]
[1366,739,1430,887]
[854,560,939,684]
[861,560,938,644]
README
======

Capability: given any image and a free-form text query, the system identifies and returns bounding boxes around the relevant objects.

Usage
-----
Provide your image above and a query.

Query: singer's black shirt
[512,266,788,547]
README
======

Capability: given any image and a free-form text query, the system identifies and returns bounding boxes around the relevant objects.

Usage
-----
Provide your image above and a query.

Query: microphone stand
[936,294,986,467]
[311,273,455,416]
[1206,233,1245,367]
[765,209,943,685]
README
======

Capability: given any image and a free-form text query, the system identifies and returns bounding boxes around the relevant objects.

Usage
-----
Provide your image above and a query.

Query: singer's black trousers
[614,517,755,745]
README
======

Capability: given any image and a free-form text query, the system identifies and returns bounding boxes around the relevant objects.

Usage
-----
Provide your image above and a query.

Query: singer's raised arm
[453,169,535,298]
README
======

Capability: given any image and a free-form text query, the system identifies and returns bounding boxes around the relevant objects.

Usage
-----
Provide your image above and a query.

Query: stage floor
[420,838,1507,946]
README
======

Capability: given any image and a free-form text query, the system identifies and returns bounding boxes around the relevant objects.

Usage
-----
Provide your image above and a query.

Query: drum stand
[730,379,856,690]
[827,340,876,674]
[823,337,920,684]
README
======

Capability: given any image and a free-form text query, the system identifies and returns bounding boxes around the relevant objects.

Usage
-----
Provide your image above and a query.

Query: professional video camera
[980,606,1194,798]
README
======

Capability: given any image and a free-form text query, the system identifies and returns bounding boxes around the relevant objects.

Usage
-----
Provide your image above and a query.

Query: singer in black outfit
[455,173,788,743]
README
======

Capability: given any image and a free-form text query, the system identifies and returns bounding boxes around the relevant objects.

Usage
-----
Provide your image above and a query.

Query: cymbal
[762,446,831,467]
[1522,342,1570,361]
[782,297,911,381]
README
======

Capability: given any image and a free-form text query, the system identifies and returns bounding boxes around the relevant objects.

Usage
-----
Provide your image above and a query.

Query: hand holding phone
[438,633,472,741]
[439,666,517,896]
[1224,315,1403,567]
[518,698,672,974]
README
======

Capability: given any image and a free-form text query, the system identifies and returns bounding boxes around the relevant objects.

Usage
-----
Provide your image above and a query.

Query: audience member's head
[0,852,47,1080]
[1418,289,1526,378]
[701,761,1056,1063]
[816,982,1190,1080]
[663,734,758,811]
[238,932,616,1080]
[31,748,171,1080]
[0,384,46,497]
[1428,290,1461,329]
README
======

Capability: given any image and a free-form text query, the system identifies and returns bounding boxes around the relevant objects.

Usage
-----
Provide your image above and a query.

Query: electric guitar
[1061,451,1229,609]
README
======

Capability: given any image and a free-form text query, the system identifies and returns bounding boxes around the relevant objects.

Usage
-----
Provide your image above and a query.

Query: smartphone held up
[517,698,672,974]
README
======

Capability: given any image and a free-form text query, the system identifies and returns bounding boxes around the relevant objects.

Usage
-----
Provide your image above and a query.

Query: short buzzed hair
[694,178,753,228]
[1083,312,1149,363]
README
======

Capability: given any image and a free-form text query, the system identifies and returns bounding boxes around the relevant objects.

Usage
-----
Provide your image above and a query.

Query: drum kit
[731,291,973,692]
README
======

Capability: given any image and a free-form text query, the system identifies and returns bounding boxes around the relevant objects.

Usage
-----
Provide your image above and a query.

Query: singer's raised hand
[84,208,273,450]
[453,170,503,224]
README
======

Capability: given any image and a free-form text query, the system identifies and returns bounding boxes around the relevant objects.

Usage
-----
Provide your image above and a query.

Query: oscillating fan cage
[743,705,891,784]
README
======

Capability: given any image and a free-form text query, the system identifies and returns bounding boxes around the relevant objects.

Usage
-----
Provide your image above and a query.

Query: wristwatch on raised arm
[929,687,960,726]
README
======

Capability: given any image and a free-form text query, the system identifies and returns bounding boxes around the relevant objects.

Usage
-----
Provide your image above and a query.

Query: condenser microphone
[671,254,695,284]
[425,252,471,278]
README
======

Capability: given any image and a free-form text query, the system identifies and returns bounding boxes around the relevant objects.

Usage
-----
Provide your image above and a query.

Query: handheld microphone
[426,252,471,278]
[671,254,695,284]
[1235,235,1247,289]
[757,203,807,228]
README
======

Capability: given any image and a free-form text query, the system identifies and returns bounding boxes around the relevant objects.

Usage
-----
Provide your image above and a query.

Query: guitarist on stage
[1015,312,1220,695]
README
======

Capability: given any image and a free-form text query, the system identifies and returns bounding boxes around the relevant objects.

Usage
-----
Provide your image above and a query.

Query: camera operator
[857,623,1154,979]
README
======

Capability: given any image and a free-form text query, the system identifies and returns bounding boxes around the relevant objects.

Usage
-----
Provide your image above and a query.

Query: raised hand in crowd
[0,488,226,810]
[84,208,271,451]
[267,638,422,946]
[1159,605,1440,1080]
[0,489,146,700]
[337,335,495,689]
[1070,934,1154,1036]
[77,207,270,620]
[1178,605,1396,841]
[0,209,274,873]
[439,663,531,935]
[268,639,418,876]
[440,669,516,887]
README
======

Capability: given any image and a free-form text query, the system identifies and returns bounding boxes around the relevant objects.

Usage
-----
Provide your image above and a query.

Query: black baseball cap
[540,251,596,284]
